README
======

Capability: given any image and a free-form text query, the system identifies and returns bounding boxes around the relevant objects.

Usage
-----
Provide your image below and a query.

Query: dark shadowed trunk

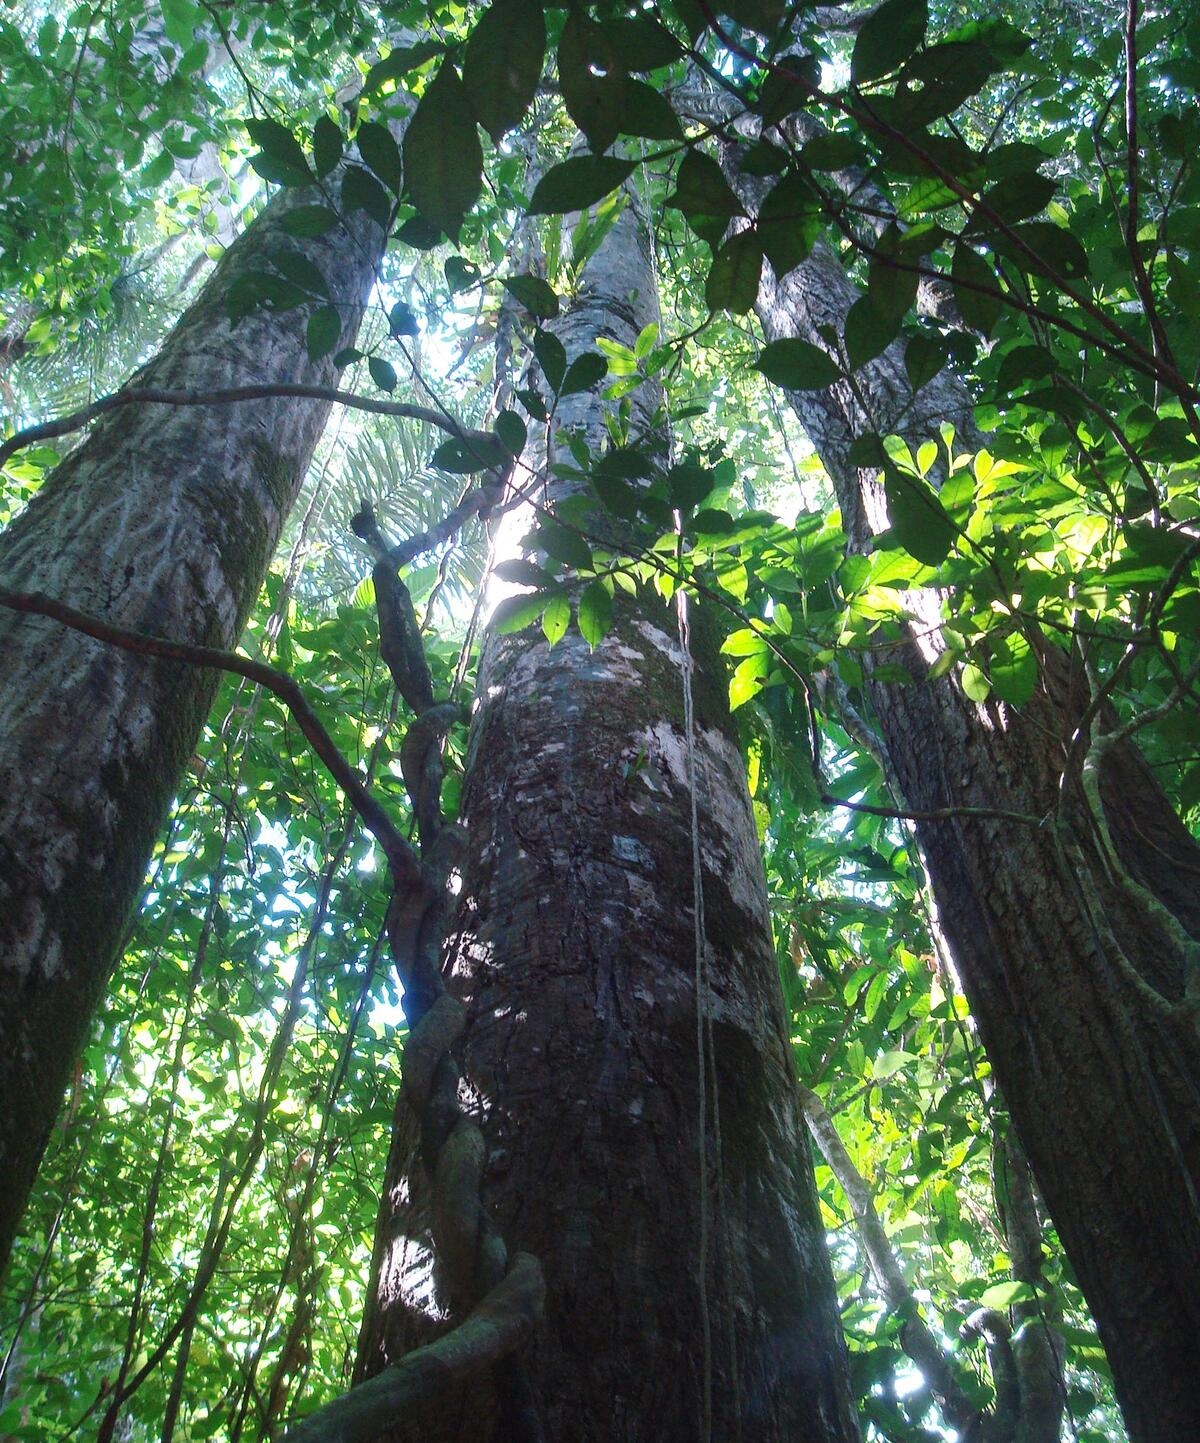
[727,142,1200,1441]
[0,180,384,1275]
[353,189,861,1443]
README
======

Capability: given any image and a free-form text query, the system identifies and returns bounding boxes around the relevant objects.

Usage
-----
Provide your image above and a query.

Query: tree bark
[0,179,383,1275]
[735,160,1200,1441]
[353,190,861,1443]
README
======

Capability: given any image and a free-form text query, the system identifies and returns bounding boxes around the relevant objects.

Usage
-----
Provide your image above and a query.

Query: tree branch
[0,385,495,471]
[0,588,417,882]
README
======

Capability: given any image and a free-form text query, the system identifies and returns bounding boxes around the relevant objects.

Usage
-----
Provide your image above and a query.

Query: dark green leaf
[306,305,340,360]
[463,0,546,142]
[558,9,626,154]
[534,330,567,392]
[705,229,763,315]
[578,579,613,647]
[561,352,609,395]
[403,61,484,239]
[341,166,393,228]
[502,274,561,320]
[754,338,842,390]
[356,121,402,194]
[668,462,716,511]
[620,80,683,140]
[312,115,343,177]
[605,14,684,71]
[968,174,1057,232]
[758,169,820,278]
[363,41,445,92]
[882,460,955,565]
[445,256,482,292]
[758,56,819,126]
[517,387,549,420]
[268,250,329,298]
[951,242,1002,335]
[368,357,397,392]
[905,333,950,391]
[246,118,313,186]
[494,410,528,456]
[493,558,555,588]
[388,302,418,337]
[671,149,744,248]
[536,521,592,569]
[995,222,1089,282]
[432,434,508,473]
[852,0,928,85]
[528,156,636,215]
[280,204,337,237]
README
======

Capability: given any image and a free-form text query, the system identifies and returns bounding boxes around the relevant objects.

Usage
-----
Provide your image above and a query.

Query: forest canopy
[1,1,1199,1441]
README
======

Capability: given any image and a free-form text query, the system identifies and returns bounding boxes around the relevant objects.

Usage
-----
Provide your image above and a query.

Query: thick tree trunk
[741,178,1200,1440]
[0,181,382,1274]
[354,193,861,1443]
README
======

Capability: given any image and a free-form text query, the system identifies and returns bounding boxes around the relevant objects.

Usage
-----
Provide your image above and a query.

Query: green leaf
[852,0,928,85]
[758,169,820,278]
[494,558,555,588]
[363,41,445,92]
[951,242,1002,336]
[281,204,337,237]
[306,306,340,360]
[403,61,483,239]
[493,591,552,634]
[432,435,507,473]
[705,229,763,315]
[534,330,567,392]
[341,166,393,228]
[989,632,1037,706]
[542,592,571,645]
[905,333,951,390]
[620,80,683,140]
[502,275,560,320]
[561,352,609,395]
[882,460,955,565]
[978,1280,1038,1310]
[269,250,329,298]
[356,121,402,194]
[528,156,636,215]
[445,256,483,293]
[368,357,397,393]
[670,149,744,246]
[605,14,684,71]
[578,579,613,647]
[494,410,528,456]
[754,339,842,390]
[558,9,626,154]
[388,302,418,337]
[246,117,313,187]
[312,115,343,177]
[463,0,546,142]
[536,521,592,570]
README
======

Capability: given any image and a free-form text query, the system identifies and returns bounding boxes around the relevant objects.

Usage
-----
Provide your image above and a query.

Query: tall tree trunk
[730,150,1200,1441]
[0,181,383,1275]
[354,190,861,1443]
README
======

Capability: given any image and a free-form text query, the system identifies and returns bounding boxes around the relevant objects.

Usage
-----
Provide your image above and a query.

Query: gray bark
[726,144,1200,1443]
[354,189,861,1443]
[0,178,383,1275]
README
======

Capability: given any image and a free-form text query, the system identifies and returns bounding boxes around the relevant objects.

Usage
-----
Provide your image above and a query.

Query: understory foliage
[2,0,1198,1439]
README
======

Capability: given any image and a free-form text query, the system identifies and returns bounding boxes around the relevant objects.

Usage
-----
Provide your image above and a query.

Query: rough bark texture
[736,156,1200,1441]
[0,179,383,1274]
[354,193,861,1443]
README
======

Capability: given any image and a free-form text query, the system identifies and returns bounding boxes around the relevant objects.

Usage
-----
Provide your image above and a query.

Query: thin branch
[820,792,1043,828]
[0,385,494,471]
[0,588,416,881]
